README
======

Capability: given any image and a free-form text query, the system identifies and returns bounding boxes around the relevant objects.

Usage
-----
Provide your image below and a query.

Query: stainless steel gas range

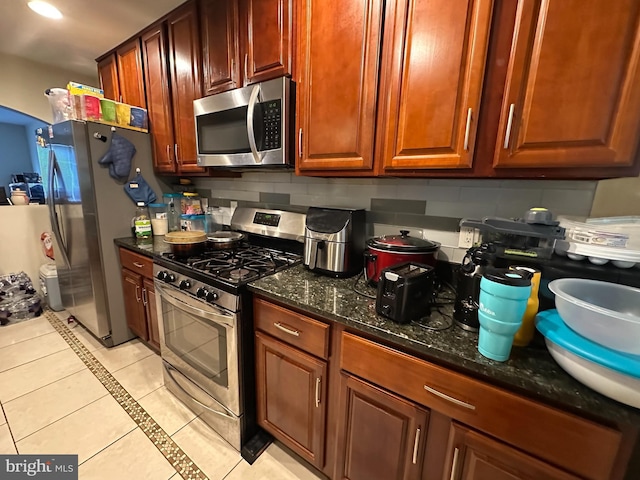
[153,207,306,462]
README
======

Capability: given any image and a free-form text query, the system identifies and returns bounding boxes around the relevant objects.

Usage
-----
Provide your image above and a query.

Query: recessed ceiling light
[28,1,63,19]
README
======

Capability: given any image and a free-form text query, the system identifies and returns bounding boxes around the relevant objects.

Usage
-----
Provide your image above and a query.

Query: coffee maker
[453,244,496,331]
[303,207,366,277]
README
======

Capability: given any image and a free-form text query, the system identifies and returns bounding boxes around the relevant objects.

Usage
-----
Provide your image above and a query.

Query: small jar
[182,192,202,214]
[149,203,168,236]
[133,202,152,239]
[10,189,29,206]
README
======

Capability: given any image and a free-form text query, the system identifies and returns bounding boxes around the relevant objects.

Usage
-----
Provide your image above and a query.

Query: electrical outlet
[458,227,475,248]
[229,201,238,210]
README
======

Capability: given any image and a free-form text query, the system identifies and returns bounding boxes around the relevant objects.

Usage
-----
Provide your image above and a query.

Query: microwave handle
[247,84,262,164]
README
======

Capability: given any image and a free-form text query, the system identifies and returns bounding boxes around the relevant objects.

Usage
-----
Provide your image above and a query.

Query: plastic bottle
[167,200,180,232]
[133,202,152,240]
[511,266,541,347]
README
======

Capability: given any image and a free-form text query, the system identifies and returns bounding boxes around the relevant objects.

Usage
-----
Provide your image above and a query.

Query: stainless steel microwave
[194,76,293,168]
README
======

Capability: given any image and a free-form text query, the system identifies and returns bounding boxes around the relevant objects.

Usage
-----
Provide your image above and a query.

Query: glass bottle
[167,200,180,232]
[133,202,152,240]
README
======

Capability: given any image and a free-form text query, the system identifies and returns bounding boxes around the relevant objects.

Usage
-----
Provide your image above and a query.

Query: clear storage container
[180,214,206,232]
[182,192,202,214]
[149,203,168,235]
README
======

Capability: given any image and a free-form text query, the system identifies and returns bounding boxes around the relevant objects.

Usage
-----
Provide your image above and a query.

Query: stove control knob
[156,271,167,281]
[179,280,191,290]
[196,287,208,299]
[206,291,218,303]
[165,273,176,283]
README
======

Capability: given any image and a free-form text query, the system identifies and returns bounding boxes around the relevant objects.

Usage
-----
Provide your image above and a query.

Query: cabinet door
[167,2,205,174]
[143,277,160,350]
[336,373,429,480]
[97,54,120,102]
[296,0,384,172]
[379,0,493,171]
[445,423,579,480]
[494,0,640,169]
[255,331,326,468]
[201,0,239,95]
[121,269,148,341]
[116,39,146,108]
[240,0,293,85]
[141,24,177,174]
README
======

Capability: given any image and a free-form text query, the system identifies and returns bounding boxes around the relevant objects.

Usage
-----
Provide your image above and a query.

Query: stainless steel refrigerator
[41,120,166,346]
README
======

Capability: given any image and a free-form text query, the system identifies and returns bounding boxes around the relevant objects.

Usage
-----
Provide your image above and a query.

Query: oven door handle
[155,283,235,328]
[164,363,236,420]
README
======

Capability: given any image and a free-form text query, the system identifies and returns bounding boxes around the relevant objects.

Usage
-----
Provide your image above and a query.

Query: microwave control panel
[261,100,282,151]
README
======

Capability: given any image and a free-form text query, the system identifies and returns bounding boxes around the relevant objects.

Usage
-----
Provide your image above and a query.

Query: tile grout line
[43,310,209,480]
[1,402,18,454]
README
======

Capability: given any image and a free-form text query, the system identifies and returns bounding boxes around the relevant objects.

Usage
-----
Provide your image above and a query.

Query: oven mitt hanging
[124,173,157,205]
[98,132,136,182]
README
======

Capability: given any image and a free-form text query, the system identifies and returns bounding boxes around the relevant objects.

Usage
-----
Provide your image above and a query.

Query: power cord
[352,271,377,299]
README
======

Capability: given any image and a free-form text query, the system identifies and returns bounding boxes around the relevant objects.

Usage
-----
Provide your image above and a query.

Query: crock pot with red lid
[364,230,440,284]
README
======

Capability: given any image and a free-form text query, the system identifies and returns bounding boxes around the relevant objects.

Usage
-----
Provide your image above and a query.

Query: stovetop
[158,243,303,287]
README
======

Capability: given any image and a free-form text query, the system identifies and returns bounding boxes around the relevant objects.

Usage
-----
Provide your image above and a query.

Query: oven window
[162,301,229,388]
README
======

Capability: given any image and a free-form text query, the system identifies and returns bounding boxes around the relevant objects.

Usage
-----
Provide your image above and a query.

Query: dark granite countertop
[114,238,639,426]
[248,265,640,426]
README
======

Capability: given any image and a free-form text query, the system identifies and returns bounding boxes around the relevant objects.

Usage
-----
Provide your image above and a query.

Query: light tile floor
[0,311,326,480]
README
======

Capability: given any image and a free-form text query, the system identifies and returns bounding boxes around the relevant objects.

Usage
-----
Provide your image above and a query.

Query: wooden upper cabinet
[116,39,146,108]
[201,0,239,95]
[494,0,640,169]
[296,0,384,173]
[444,423,579,480]
[167,1,204,173]
[97,55,120,101]
[240,0,293,85]
[141,24,177,174]
[378,0,493,172]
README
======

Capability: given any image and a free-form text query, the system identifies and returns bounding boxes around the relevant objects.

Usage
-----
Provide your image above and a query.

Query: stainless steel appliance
[303,207,365,277]
[194,76,293,168]
[376,262,435,324]
[154,207,306,460]
[41,120,165,346]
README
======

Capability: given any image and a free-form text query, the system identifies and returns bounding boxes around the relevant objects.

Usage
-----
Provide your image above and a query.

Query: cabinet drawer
[119,248,154,279]
[340,332,621,480]
[254,299,330,359]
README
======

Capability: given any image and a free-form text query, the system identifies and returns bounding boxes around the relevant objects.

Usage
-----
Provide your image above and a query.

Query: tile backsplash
[193,173,597,262]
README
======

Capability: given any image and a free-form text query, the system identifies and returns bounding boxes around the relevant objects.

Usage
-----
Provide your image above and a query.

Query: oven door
[155,282,240,416]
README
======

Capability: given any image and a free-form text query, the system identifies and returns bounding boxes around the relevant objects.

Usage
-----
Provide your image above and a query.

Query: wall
[193,173,597,262]
[0,52,98,122]
[0,123,31,188]
[0,205,53,295]
[590,177,640,217]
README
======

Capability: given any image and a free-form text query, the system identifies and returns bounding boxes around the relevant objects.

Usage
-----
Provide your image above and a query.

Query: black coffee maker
[453,244,496,331]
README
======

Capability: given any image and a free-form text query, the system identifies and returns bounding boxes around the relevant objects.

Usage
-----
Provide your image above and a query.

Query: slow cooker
[364,230,440,284]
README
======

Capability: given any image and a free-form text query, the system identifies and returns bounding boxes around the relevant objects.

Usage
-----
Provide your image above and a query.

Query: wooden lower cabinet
[444,423,579,480]
[119,248,160,352]
[335,373,429,480]
[255,331,327,468]
[121,269,148,341]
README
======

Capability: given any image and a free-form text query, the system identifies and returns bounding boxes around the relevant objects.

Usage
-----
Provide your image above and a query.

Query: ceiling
[0,0,186,77]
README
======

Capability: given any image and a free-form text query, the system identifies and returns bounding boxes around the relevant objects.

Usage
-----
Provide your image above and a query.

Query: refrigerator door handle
[47,149,70,267]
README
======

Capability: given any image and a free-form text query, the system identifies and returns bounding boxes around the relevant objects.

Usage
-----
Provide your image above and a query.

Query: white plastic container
[558,215,640,249]
[549,278,640,355]
[39,264,63,311]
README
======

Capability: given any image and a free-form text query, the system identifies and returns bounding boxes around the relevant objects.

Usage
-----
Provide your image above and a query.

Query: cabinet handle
[244,53,248,81]
[503,103,515,149]
[315,377,321,407]
[132,262,144,268]
[174,144,179,162]
[423,384,476,410]
[412,427,421,464]
[298,128,303,158]
[273,322,300,337]
[119,95,123,103]
[166,145,171,161]
[463,107,472,151]
[449,447,460,480]
[135,285,141,303]
[142,288,148,306]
